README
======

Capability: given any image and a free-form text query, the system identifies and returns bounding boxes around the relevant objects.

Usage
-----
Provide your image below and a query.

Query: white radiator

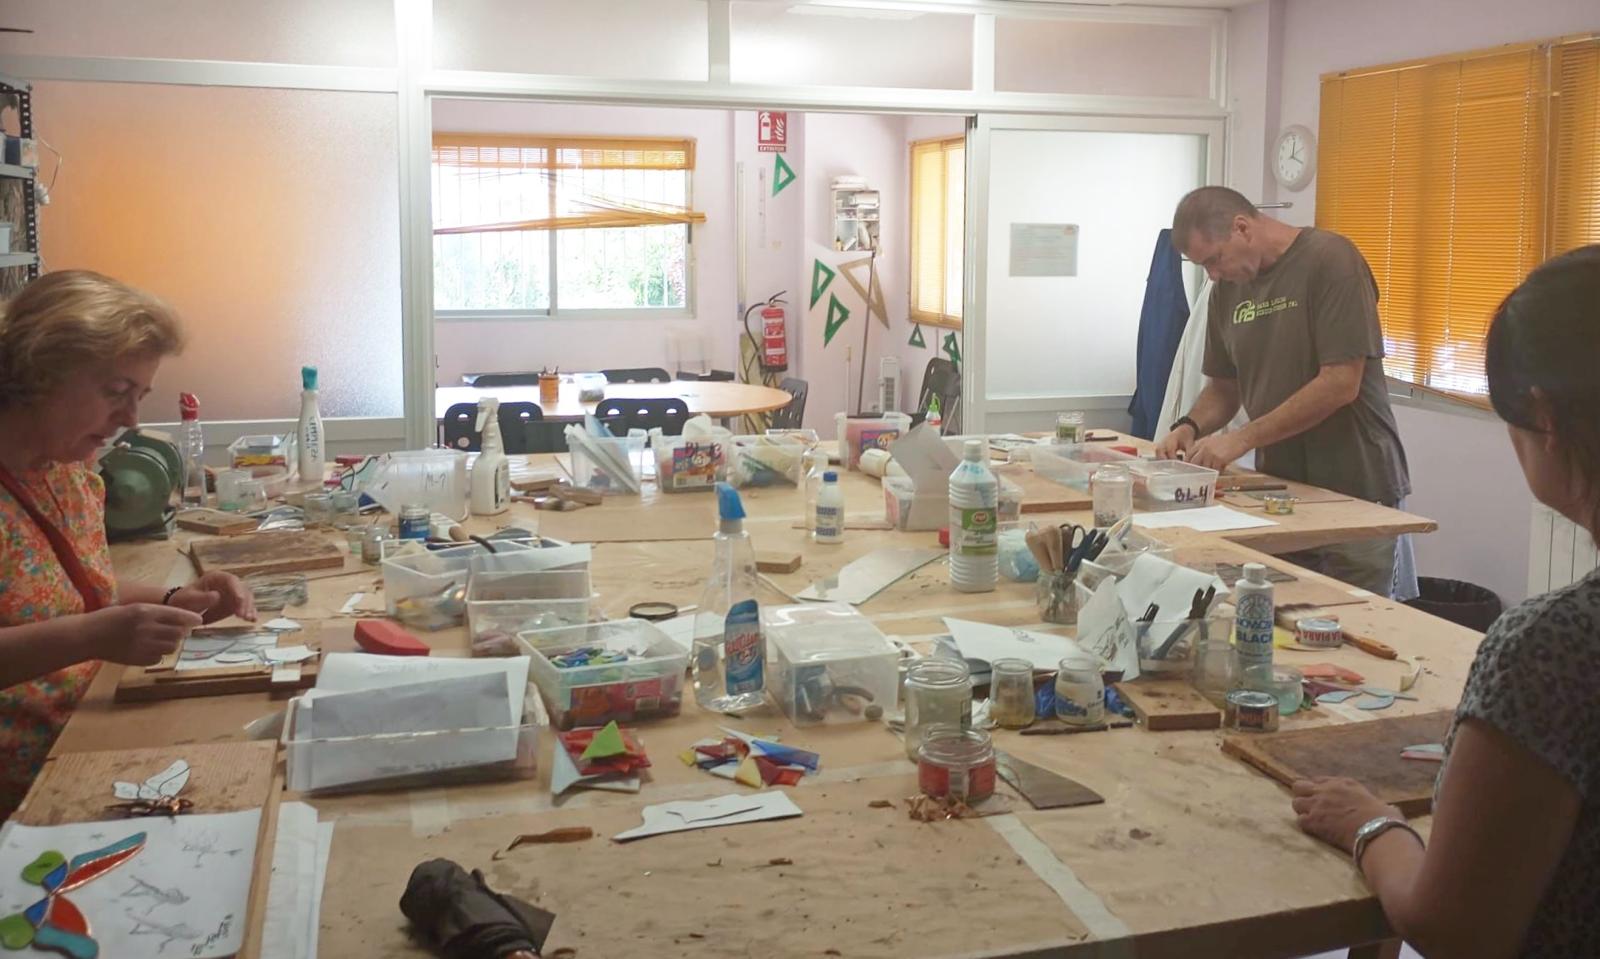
[1528,503,1599,594]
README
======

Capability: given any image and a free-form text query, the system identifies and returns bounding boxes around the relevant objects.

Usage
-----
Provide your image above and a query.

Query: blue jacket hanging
[1127,229,1190,440]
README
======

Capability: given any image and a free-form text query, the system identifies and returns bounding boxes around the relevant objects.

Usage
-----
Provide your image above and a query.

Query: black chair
[441,402,481,451]
[674,369,737,382]
[769,377,809,430]
[916,358,962,434]
[441,401,554,454]
[497,402,544,455]
[463,371,544,387]
[601,367,671,384]
[594,397,690,435]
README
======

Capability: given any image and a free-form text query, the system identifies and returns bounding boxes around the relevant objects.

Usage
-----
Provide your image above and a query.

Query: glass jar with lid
[1092,463,1133,529]
[917,725,996,801]
[903,658,972,760]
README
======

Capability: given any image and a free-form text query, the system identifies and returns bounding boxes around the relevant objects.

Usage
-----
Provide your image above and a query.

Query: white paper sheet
[0,810,261,959]
[1131,505,1278,532]
[1074,578,1139,680]
[316,653,529,723]
[1116,553,1229,625]
[944,617,1083,671]
[261,802,333,959]
[613,792,802,842]
[797,548,943,605]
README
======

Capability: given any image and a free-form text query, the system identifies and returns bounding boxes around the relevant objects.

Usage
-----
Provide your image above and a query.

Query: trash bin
[1404,577,1504,632]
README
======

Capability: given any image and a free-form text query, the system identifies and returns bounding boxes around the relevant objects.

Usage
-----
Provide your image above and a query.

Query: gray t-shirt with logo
[1202,228,1411,504]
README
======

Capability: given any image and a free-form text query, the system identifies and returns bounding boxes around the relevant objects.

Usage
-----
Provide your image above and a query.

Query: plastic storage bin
[1030,443,1137,491]
[728,433,809,488]
[836,412,912,471]
[1130,459,1218,511]
[361,449,470,520]
[567,432,647,495]
[517,619,688,730]
[228,434,290,471]
[652,435,727,492]
[763,603,899,726]
[466,569,593,648]
[381,540,570,616]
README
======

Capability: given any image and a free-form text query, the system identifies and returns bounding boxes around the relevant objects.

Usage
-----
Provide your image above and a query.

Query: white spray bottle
[295,366,324,485]
[470,396,510,515]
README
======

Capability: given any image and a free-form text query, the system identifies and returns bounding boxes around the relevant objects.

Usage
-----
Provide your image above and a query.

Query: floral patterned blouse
[0,461,118,821]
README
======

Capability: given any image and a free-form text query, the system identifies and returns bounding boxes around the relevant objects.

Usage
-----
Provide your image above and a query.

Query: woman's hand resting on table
[166,571,258,624]
[1291,776,1403,854]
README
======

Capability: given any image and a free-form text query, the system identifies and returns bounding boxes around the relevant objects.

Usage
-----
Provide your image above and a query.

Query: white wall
[430,99,737,386]
[1235,0,1600,603]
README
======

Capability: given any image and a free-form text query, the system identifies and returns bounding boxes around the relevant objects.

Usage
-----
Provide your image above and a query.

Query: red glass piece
[46,896,88,936]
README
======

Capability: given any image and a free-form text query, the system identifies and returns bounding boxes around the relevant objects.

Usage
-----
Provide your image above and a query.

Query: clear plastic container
[835,412,912,471]
[764,603,899,726]
[361,449,469,520]
[228,433,290,470]
[728,433,809,488]
[1092,463,1134,528]
[517,619,688,730]
[380,540,554,616]
[1030,442,1137,490]
[903,658,972,760]
[568,432,647,495]
[1129,459,1219,511]
[466,569,593,650]
[1137,613,1234,678]
[653,435,727,492]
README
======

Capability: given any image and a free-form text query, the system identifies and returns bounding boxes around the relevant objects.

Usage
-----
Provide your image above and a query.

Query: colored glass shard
[809,260,835,309]
[0,912,34,949]
[824,294,850,346]
[44,898,86,938]
[772,154,796,196]
[20,852,65,888]
[579,721,627,762]
[60,833,146,894]
[30,923,97,959]
[733,755,763,788]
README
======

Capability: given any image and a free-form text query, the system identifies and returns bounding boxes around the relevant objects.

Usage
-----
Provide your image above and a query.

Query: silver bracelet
[1352,815,1424,870]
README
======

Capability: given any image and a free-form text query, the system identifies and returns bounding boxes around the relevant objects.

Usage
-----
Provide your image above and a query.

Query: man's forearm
[1237,361,1361,450]
[1186,381,1241,436]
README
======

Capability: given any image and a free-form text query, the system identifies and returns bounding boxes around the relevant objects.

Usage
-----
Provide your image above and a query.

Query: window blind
[1317,45,1550,394]
[1551,39,1600,256]
[910,135,964,328]
[432,133,705,234]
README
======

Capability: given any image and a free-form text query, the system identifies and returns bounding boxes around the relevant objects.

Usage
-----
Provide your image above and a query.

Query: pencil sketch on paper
[179,830,245,869]
[125,911,202,952]
[174,631,280,672]
[121,876,190,914]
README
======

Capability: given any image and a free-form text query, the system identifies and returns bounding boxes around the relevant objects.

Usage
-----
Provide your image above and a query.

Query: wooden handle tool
[1024,530,1052,571]
[1341,628,1397,660]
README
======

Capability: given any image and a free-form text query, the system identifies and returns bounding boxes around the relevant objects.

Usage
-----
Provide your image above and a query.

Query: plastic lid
[963,439,984,461]
[1243,562,1267,584]
[715,482,746,521]
[301,365,318,390]
[823,470,837,482]
[178,392,199,420]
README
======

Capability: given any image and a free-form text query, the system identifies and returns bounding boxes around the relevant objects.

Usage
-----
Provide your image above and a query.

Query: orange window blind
[1551,39,1600,257]
[910,135,965,328]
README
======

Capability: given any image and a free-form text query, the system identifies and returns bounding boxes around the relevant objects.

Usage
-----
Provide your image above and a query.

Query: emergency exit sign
[758,111,787,152]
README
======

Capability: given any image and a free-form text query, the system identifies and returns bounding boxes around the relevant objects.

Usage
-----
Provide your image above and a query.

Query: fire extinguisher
[744,292,789,373]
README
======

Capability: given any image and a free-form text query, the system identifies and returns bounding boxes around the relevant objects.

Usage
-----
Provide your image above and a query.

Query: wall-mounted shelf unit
[832,182,880,253]
[1,72,41,287]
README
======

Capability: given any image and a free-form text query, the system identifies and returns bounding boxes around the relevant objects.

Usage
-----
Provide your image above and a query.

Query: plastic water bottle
[948,439,998,593]
[177,392,206,508]
[814,471,843,543]
[692,483,768,713]
[296,365,324,485]
[1234,562,1276,672]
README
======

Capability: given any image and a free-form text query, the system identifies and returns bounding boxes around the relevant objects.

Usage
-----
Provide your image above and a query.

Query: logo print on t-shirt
[1233,300,1258,325]
[1231,296,1300,325]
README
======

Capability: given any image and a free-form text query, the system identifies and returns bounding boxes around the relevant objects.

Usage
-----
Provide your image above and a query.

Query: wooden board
[993,465,1094,514]
[11,741,277,826]
[755,549,803,573]
[189,529,345,577]
[115,627,322,703]
[176,508,260,536]
[1115,679,1223,731]
[1221,710,1453,816]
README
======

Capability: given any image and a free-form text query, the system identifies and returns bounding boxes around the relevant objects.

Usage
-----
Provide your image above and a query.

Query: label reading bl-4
[955,507,997,555]
[722,598,764,695]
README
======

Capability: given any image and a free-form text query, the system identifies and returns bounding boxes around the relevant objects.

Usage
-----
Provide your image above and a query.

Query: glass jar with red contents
[916,725,996,802]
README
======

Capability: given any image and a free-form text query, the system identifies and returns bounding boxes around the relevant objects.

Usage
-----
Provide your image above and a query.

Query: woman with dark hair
[1290,245,1600,957]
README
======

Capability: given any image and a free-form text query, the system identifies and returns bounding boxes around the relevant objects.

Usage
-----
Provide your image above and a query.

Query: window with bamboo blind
[910,135,965,329]
[431,133,704,313]
[1316,36,1600,396]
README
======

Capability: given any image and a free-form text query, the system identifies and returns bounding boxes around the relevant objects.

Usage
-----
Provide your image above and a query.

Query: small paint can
[1225,689,1280,732]
[917,725,996,801]
[1295,616,1344,649]
[397,503,430,541]
[1262,494,1299,515]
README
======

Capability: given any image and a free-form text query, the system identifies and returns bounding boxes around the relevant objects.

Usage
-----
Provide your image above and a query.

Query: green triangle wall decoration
[809,259,835,309]
[772,154,796,196]
[908,324,926,348]
[823,294,851,346]
[942,331,962,370]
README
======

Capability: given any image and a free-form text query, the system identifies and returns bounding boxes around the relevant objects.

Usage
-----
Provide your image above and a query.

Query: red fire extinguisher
[745,292,789,373]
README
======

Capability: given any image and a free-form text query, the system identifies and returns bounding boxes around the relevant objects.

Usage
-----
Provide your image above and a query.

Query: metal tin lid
[1226,690,1277,709]
[1296,616,1342,633]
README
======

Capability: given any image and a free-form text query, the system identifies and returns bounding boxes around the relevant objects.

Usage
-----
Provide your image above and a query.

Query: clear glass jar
[903,658,972,760]
[303,492,335,528]
[917,725,996,801]
[989,658,1036,729]
[1054,653,1106,726]
[330,489,361,529]
[1245,663,1304,715]
[1192,635,1237,707]
[1092,463,1133,529]
[1055,410,1085,443]
[1036,569,1078,625]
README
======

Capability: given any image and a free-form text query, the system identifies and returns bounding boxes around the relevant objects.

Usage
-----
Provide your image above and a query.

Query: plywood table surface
[83,441,1478,958]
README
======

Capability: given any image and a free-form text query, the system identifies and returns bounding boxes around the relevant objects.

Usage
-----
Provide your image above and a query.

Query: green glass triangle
[809,260,835,309]
[942,332,962,369]
[772,154,796,196]
[908,324,926,348]
[580,720,627,761]
[823,294,851,346]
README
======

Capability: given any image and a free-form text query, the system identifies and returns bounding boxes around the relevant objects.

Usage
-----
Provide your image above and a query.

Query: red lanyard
[0,461,108,613]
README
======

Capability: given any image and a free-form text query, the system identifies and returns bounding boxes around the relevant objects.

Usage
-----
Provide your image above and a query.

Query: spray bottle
[296,366,324,485]
[691,483,767,713]
[177,392,206,508]
[470,396,510,516]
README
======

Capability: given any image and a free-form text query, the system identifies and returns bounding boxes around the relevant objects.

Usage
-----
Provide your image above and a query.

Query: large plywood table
[73,435,1460,958]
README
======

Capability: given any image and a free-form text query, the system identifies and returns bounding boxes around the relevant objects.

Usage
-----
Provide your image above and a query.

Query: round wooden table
[434,380,794,422]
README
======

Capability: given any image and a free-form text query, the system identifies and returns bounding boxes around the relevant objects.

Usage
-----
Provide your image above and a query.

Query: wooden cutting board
[1114,679,1222,731]
[1221,710,1453,816]
[994,466,1094,514]
[189,529,345,577]
[12,741,277,826]
[176,508,261,536]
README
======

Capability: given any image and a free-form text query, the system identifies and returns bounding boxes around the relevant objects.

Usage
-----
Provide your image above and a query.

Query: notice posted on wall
[1009,223,1079,277]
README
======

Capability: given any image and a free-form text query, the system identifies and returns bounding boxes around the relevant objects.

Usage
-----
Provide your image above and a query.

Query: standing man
[1155,186,1415,599]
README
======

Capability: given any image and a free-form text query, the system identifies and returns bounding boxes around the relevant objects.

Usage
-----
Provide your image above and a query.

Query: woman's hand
[166,571,258,624]
[1291,776,1402,854]
[84,603,204,665]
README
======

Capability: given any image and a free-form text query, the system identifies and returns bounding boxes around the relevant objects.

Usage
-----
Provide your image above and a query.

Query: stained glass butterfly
[107,760,193,818]
[0,832,146,959]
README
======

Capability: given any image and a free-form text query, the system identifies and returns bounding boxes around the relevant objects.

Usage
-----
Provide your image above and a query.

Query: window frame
[909,132,966,331]
[431,133,699,321]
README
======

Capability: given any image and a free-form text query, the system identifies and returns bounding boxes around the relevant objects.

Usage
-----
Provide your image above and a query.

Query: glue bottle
[1234,562,1276,673]
[177,392,206,508]
[295,365,324,485]
[469,396,510,516]
[691,483,767,713]
[814,471,843,543]
[925,394,943,433]
[948,439,998,593]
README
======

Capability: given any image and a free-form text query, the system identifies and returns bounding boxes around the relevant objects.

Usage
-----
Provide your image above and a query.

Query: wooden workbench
[72,439,1459,959]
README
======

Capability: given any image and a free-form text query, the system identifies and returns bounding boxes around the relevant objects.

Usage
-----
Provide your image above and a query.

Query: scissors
[1065,526,1108,572]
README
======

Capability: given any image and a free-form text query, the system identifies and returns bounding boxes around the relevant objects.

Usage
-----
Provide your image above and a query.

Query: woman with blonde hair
[0,270,255,821]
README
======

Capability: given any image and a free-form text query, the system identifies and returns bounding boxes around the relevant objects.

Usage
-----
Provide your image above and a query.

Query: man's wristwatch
[1169,416,1199,438]
[1351,815,1423,869]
